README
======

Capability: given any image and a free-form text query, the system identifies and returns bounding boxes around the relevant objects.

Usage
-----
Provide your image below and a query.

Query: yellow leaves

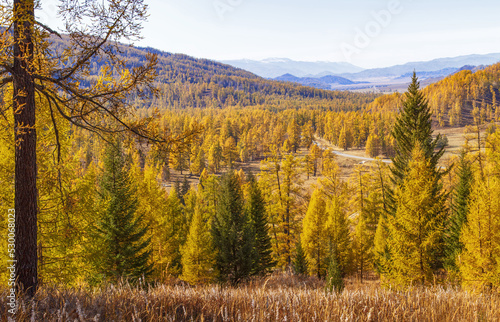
[459,176,500,291]
[181,207,216,285]
[301,189,328,277]
[385,144,446,287]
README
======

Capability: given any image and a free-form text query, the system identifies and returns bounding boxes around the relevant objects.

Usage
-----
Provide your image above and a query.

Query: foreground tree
[391,73,446,186]
[2,0,166,296]
[96,140,152,282]
[386,144,446,286]
[293,235,309,275]
[246,174,275,275]
[325,196,352,277]
[212,171,254,284]
[444,151,473,273]
[181,207,216,285]
[302,189,328,277]
[459,176,500,290]
[387,73,448,273]
[389,73,447,219]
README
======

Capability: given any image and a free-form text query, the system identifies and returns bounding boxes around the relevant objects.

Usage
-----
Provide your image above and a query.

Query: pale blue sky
[40,0,500,68]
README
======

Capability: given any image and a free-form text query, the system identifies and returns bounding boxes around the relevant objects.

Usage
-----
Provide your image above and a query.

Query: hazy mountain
[341,53,500,80]
[220,58,364,78]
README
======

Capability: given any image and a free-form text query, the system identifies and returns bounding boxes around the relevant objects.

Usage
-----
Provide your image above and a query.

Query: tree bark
[13,0,38,297]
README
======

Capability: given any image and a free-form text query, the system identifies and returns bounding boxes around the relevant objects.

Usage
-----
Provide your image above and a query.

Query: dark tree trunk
[13,0,38,297]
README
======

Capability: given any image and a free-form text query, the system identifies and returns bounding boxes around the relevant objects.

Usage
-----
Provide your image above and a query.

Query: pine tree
[180,175,190,203]
[223,136,239,169]
[181,207,216,285]
[386,144,446,286]
[459,176,500,290]
[325,253,344,294]
[287,119,301,153]
[444,151,473,272]
[97,140,152,282]
[338,126,352,151]
[388,73,448,271]
[293,236,309,275]
[247,173,275,275]
[212,171,254,284]
[391,73,446,187]
[190,148,206,175]
[170,144,188,175]
[309,144,322,176]
[160,189,186,276]
[302,189,328,277]
[135,160,171,281]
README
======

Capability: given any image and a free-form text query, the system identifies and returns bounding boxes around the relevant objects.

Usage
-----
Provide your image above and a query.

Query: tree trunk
[13,0,38,297]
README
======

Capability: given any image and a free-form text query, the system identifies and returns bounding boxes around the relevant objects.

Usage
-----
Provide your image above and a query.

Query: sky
[39,0,500,69]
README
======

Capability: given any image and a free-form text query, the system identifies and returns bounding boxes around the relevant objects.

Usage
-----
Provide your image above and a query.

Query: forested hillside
[368,63,500,127]
[49,37,380,111]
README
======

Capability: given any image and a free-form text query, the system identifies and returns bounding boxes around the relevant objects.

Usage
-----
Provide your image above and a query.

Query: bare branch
[35,21,62,38]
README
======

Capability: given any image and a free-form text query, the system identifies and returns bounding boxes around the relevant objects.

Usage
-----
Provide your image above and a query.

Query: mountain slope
[368,62,500,127]
[62,41,379,111]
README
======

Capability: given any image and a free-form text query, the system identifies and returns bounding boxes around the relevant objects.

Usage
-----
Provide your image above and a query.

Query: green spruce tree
[444,151,473,272]
[212,171,254,284]
[293,235,309,275]
[247,173,275,275]
[325,253,344,294]
[391,72,446,187]
[387,73,448,272]
[97,140,152,282]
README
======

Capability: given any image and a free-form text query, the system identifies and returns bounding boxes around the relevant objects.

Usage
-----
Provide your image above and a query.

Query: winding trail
[313,138,393,164]
[331,151,392,164]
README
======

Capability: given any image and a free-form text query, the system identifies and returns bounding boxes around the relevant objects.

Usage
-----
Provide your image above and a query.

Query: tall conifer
[247,173,275,275]
[386,144,446,286]
[181,207,216,285]
[302,189,328,277]
[212,171,254,284]
[391,73,446,187]
[444,151,473,272]
[459,176,500,290]
[97,140,152,282]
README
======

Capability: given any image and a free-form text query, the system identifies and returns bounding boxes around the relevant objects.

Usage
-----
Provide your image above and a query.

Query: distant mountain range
[222,54,500,92]
[339,53,500,80]
[220,58,364,78]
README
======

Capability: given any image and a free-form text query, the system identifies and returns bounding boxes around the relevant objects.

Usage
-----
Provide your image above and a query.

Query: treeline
[368,63,500,127]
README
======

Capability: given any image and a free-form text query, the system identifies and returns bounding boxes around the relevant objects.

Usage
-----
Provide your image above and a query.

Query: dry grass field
[2,272,499,321]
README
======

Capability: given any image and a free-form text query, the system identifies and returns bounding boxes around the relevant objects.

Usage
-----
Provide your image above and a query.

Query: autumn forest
[1,0,500,320]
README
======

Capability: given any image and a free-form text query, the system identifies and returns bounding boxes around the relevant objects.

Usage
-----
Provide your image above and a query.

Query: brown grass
[2,272,499,321]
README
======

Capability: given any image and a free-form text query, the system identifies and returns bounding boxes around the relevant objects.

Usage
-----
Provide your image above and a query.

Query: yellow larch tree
[459,176,500,291]
[302,189,328,277]
[386,144,446,287]
[180,207,217,285]
[325,196,352,276]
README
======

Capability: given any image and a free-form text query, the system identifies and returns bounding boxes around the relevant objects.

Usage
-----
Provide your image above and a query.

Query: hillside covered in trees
[368,62,500,127]
[51,37,379,112]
